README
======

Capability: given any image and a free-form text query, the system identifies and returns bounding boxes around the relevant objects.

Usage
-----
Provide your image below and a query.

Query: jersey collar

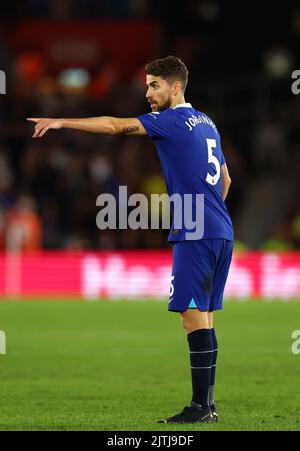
[173,102,193,109]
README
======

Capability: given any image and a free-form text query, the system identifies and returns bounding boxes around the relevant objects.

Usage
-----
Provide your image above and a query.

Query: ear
[172,80,182,95]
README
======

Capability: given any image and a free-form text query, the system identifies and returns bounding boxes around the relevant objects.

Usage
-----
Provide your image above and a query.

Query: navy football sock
[209,328,218,407]
[187,329,213,409]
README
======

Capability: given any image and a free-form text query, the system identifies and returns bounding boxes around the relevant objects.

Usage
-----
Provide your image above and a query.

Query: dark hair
[145,55,188,92]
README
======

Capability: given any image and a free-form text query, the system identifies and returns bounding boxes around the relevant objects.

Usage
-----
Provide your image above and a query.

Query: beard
[151,95,172,112]
[157,96,172,111]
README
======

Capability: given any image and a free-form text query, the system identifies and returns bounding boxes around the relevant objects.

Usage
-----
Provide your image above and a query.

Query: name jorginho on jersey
[185,114,217,132]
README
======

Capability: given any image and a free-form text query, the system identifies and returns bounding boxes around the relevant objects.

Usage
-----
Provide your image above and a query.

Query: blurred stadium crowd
[0,0,300,251]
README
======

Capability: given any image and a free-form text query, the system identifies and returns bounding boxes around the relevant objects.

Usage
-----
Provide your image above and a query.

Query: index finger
[27,118,42,123]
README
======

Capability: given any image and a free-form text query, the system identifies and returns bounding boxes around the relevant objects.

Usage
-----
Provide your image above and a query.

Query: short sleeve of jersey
[217,132,226,165]
[220,150,226,165]
[138,110,173,140]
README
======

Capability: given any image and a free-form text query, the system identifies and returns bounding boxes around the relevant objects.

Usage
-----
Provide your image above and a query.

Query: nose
[146,87,152,100]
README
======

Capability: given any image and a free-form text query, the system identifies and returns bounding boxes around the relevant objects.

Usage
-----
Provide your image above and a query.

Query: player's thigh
[169,240,212,313]
[209,240,233,311]
[180,309,210,333]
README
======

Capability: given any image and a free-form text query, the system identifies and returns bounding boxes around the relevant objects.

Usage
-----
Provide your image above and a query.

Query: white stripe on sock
[190,349,218,354]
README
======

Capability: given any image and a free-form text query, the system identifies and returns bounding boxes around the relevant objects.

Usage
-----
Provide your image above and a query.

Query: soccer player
[27,55,233,424]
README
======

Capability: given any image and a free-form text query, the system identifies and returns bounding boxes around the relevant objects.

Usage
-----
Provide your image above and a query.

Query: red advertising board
[0,251,299,300]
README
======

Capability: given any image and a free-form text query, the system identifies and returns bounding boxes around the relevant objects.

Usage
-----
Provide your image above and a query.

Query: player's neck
[170,95,186,109]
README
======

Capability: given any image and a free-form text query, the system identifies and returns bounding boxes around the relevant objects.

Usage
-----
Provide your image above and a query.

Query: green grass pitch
[0,299,300,431]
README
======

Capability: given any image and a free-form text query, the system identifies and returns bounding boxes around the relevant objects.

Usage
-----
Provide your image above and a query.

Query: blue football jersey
[138,103,234,242]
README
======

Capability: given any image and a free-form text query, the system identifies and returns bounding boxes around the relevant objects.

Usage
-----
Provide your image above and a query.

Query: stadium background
[0,0,300,431]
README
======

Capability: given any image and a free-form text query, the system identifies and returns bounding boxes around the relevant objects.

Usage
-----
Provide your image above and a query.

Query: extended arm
[221,163,231,201]
[27,116,147,138]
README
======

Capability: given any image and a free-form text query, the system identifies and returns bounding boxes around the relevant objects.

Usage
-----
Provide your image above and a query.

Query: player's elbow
[226,178,232,194]
[110,123,128,136]
[99,118,120,135]
[108,121,120,135]
[107,118,130,135]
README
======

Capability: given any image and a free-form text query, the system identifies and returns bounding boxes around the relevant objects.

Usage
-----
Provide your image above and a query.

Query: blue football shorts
[168,239,233,313]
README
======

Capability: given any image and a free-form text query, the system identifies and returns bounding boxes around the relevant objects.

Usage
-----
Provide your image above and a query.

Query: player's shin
[209,328,218,411]
[187,329,213,410]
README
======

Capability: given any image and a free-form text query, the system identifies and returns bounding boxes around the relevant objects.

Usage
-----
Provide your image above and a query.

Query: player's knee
[181,314,208,334]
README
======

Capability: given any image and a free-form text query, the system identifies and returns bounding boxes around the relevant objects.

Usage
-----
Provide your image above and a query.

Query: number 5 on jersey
[169,275,175,302]
[206,138,221,186]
